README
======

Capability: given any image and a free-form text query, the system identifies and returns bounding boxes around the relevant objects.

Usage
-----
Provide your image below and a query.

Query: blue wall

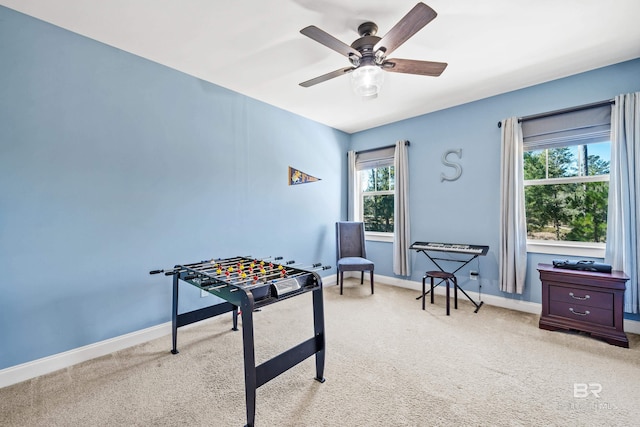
[1,5,639,371]
[351,58,640,314]
[0,7,348,369]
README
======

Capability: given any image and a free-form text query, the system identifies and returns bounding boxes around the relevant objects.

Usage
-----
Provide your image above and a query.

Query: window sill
[527,240,605,259]
[365,231,393,243]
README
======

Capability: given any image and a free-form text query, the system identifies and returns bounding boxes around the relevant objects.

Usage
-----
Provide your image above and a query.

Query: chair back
[336,221,367,260]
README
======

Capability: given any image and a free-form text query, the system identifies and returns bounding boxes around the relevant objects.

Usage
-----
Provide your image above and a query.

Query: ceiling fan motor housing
[350,33,383,67]
[357,22,378,37]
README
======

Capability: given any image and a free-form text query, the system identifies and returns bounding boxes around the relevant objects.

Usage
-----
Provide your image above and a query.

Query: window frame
[352,147,396,242]
[358,166,395,241]
[520,103,612,257]
[523,146,610,257]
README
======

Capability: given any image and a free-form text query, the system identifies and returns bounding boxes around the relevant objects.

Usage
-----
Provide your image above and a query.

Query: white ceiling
[2,0,640,133]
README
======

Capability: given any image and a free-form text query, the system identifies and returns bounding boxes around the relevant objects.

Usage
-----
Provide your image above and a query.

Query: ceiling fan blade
[299,67,355,87]
[374,2,437,56]
[300,26,362,58]
[382,58,447,76]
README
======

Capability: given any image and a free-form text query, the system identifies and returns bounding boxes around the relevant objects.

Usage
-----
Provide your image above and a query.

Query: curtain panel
[347,150,356,221]
[499,118,527,294]
[605,92,640,314]
[393,140,411,276]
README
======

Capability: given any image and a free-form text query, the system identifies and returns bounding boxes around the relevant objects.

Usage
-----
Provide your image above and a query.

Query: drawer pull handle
[569,308,590,316]
[569,292,590,300]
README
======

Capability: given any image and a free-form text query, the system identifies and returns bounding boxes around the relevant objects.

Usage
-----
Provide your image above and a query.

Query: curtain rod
[497,98,614,128]
[354,140,410,155]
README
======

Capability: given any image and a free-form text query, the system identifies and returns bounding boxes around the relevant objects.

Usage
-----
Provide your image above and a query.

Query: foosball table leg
[312,287,326,383]
[241,302,257,427]
[171,272,179,355]
[232,306,239,331]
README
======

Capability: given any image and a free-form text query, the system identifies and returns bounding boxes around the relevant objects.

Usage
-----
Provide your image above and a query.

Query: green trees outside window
[523,143,610,242]
[360,166,394,232]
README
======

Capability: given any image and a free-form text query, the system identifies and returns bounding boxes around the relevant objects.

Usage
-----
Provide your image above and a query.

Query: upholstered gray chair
[336,221,374,295]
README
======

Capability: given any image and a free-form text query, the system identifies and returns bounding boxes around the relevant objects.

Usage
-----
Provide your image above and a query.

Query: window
[521,103,611,248]
[523,143,610,242]
[352,146,396,239]
[359,165,395,232]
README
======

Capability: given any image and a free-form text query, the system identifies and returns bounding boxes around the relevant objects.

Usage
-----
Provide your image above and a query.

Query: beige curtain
[393,140,411,276]
[605,92,640,313]
[347,150,356,221]
[499,118,527,294]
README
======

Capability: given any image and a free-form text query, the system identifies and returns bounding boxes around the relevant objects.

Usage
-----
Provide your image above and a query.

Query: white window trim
[361,189,394,198]
[365,231,393,243]
[524,174,609,187]
[527,239,605,258]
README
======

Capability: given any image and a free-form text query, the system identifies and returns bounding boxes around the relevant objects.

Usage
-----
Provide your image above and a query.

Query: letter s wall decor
[441,149,463,182]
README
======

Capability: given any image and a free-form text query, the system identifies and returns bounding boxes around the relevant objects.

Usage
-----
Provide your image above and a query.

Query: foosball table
[150,256,329,427]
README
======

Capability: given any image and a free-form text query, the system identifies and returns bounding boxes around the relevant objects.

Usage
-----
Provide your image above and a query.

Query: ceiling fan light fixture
[351,65,384,99]
[299,3,445,96]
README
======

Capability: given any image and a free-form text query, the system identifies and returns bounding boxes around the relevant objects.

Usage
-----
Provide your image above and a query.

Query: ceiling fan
[299,2,448,98]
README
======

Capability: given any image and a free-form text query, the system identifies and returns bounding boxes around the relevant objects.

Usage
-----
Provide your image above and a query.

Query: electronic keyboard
[410,241,489,256]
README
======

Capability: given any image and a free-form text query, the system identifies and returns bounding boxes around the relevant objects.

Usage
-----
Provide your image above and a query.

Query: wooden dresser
[537,263,629,348]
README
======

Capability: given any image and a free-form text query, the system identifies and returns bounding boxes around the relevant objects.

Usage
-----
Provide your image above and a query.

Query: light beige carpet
[1,279,639,426]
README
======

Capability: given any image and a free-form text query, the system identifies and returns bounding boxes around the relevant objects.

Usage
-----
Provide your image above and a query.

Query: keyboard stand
[413,250,484,313]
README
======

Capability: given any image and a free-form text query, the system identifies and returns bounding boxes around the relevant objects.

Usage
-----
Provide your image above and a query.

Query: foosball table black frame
[151,256,326,427]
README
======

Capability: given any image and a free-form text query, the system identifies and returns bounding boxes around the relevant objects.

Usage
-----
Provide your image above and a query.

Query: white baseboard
[374,274,543,314]
[0,322,172,389]
[2,273,638,389]
[371,274,640,334]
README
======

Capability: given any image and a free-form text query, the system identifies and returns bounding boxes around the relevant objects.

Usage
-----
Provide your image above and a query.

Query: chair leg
[360,271,364,284]
[445,279,450,316]
[422,276,426,310]
[430,277,435,304]
[453,276,458,310]
[370,271,374,294]
[340,271,344,295]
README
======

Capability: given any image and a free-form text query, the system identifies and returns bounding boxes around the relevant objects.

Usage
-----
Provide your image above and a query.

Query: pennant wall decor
[289,166,321,185]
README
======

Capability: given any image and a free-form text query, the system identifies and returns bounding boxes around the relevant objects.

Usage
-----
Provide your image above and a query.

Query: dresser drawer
[549,300,614,327]
[548,284,612,308]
